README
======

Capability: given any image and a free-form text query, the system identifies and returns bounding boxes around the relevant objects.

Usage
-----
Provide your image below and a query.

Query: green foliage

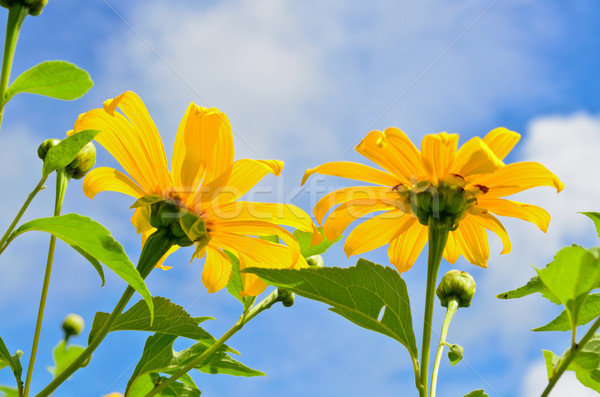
[534,294,600,332]
[42,129,99,177]
[0,386,18,397]
[293,227,340,258]
[11,214,154,318]
[88,297,235,353]
[0,338,22,392]
[126,333,263,395]
[464,390,488,397]
[496,274,559,304]
[536,246,600,332]
[581,212,600,240]
[47,341,85,378]
[225,251,254,306]
[245,258,418,359]
[127,373,201,397]
[4,60,92,103]
[543,335,600,392]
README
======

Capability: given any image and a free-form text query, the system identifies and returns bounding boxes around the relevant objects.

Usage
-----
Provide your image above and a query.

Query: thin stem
[0,2,27,132]
[0,175,47,255]
[430,298,459,397]
[419,217,451,397]
[23,171,69,397]
[145,289,282,397]
[35,229,174,397]
[540,315,600,397]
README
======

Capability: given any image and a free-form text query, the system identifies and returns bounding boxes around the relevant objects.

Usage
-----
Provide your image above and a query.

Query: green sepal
[130,195,163,209]
[245,258,418,360]
[4,60,92,104]
[42,130,99,177]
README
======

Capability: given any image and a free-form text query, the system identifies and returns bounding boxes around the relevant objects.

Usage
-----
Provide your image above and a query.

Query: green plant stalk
[0,175,47,255]
[430,298,458,397]
[0,2,27,131]
[35,229,175,397]
[145,289,282,397]
[419,216,451,397]
[23,170,69,397]
[540,315,600,397]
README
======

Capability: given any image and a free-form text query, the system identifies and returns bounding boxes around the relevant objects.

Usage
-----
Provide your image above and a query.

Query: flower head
[302,127,563,273]
[72,91,316,296]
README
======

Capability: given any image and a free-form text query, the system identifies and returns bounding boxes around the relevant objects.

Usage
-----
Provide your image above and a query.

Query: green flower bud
[37,138,60,160]
[436,269,476,308]
[448,343,463,366]
[150,200,211,248]
[24,0,47,15]
[306,255,324,268]
[277,287,295,307]
[66,141,96,179]
[62,313,84,340]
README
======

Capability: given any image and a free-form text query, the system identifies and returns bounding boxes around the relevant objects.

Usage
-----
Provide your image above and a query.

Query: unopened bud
[277,287,295,307]
[436,269,476,308]
[24,0,47,15]
[37,138,60,160]
[448,344,463,365]
[62,313,84,340]
[66,141,96,179]
[306,255,324,268]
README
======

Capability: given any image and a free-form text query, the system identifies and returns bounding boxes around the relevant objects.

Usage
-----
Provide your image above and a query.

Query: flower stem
[35,229,174,397]
[430,298,458,397]
[540,315,600,397]
[0,175,47,255]
[419,217,451,397]
[23,170,69,397]
[145,289,283,397]
[0,2,27,132]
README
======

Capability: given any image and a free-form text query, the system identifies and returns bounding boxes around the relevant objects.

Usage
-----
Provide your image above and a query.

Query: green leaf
[543,350,560,380]
[0,386,19,397]
[259,235,279,244]
[496,274,560,304]
[534,293,600,332]
[464,390,488,397]
[544,335,600,392]
[5,60,93,103]
[225,251,254,306]
[88,296,234,353]
[47,341,85,378]
[536,246,600,331]
[0,338,22,392]
[11,214,153,319]
[127,372,201,397]
[126,333,263,395]
[582,212,600,240]
[245,258,418,359]
[293,227,340,258]
[42,129,100,176]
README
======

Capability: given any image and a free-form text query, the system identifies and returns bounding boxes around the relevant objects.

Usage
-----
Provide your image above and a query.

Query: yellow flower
[72,91,315,296]
[302,127,563,273]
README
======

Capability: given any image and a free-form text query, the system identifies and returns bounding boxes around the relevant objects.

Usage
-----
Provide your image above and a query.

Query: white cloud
[522,360,597,397]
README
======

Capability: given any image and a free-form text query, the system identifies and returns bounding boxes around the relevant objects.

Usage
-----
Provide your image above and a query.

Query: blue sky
[1,0,600,396]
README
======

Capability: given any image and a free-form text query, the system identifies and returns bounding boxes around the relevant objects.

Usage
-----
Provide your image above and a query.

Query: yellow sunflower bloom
[302,127,563,273]
[72,91,316,296]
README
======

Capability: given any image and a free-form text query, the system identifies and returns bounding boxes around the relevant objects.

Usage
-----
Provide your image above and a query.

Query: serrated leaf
[543,350,560,380]
[126,333,263,396]
[536,246,600,332]
[42,129,99,176]
[225,251,253,306]
[5,60,93,103]
[127,373,200,397]
[534,293,600,332]
[11,214,153,319]
[464,390,488,397]
[293,227,340,258]
[582,212,600,240]
[245,258,418,359]
[88,297,234,353]
[0,338,22,392]
[496,274,560,304]
[545,335,600,392]
[47,341,85,378]
[0,386,18,397]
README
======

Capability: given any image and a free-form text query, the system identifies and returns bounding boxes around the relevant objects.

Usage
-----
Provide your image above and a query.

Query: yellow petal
[452,136,504,177]
[483,127,520,160]
[200,108,234,185]
[355,129,423,184]
[211,201,314,233]
[470,162,564,198]
[420,133,459,182]
[443,231,461,264]
[131,206,152,234]
[343,210,412,257]
[382,127,427,177]
[82,167,145,200]
[471,212,511,255]
[477,197,550,232]
[214,159,284,206]
[210,232,293,269]
[454,216,489,267]
[387,219,428,272]
[202,245,233,293]
[323,199,398,242]
[238,257,269,297]
[302,161,400,187]
[313,186,394,225]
